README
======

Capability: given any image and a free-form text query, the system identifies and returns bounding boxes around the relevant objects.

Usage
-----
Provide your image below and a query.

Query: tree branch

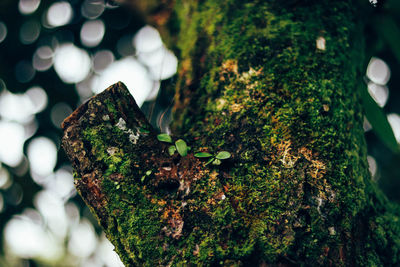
[62,82,208,265]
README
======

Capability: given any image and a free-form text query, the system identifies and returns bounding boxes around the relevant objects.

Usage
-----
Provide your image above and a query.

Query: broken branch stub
[61,82,205,265]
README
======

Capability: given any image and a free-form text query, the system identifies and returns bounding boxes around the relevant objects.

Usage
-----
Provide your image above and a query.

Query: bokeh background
[0,0,398,266]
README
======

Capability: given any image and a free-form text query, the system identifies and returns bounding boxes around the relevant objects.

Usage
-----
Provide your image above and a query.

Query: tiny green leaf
[141,175,146,182]
[157,133,172,143]
[168,145,176,156]
[216,151,231,160]
[146,170,152,176]
[194,152,213,158]
[212,159,222,165]
[175,139,188,156]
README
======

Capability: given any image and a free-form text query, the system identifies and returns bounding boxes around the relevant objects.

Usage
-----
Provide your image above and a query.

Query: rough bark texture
[62,1,400,266]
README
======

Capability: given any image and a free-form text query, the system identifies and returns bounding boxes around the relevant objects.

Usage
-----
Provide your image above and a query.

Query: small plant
[157,134,189,157]
[168,145,176,156]
[141,170,152,182]
[157,133,172,143]
[175,139,188,157]
[157,134,231,164]
[195,151,231,165]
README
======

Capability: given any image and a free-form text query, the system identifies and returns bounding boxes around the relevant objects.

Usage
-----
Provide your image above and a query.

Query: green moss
[69,1,400,266]
[168,0,400,265]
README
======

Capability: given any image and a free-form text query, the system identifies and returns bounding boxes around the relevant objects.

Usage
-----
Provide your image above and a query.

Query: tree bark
[62,1,400,266]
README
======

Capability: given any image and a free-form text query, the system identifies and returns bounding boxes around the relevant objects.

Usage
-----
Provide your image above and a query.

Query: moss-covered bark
[62,1,400,266]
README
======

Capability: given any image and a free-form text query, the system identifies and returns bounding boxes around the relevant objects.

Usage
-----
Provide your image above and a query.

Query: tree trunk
[61,1,400,266]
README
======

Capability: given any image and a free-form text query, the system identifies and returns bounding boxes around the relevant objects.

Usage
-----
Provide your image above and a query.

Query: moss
[64,1,400,266]
[168,0,400,265]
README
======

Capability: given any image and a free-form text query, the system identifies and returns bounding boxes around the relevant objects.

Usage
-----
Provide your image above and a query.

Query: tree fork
[62,1,400,266]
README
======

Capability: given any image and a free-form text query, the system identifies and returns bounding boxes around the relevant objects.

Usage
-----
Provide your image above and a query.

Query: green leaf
[175,139,188,157]
[168,145,176,156]
[215,151,231,160]
[157,133,172,143]
[146,170,152,176]
[194,152,213,158]
[360,84,399,153]
[212,159,222,165]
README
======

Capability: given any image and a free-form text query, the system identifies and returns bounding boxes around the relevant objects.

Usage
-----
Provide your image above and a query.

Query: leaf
[168,145,176,156]
[157,133,172,143]
[175,139,188,157]
[194,152,213,158]
[215,151,231,160]
[360,84,399,153]
[212,159,222,165]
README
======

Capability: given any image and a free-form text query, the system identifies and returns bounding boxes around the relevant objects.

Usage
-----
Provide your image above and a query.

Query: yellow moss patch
[299,147,327,179]
[277,140,300,168]
[231,103,244,113]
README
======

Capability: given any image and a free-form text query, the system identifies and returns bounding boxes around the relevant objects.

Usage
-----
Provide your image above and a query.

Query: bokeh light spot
[116,34,134,57]
[367,82,389,108]
[0,193,4,213]
[0,166,12,189]
[5,183,23,206]
[34,190,68,238]
[15,60,35,83]
[25,86,48,114]
[96,234,124,266]
[367,155,378,180]
[46,2,73,28]
[133,25,163,54]
[147,47,178,80]
[80,19,105,47]
[0,22,7,43]
[27,137,57,177]
[49,168,75,200]
[50,102,73,129]
[387,113,400,144]
[92,57,153,107]
[0,121,25,167]
[68,219,97,258]
[20,20,41,44]
[33,46,53,71]
[4,212,62,260]
[93,50,114,73]
[81,0,105,19]
[367,57,391,85]
[0,91,36,123]
[53,43,91,83]
[18,0,41,15]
